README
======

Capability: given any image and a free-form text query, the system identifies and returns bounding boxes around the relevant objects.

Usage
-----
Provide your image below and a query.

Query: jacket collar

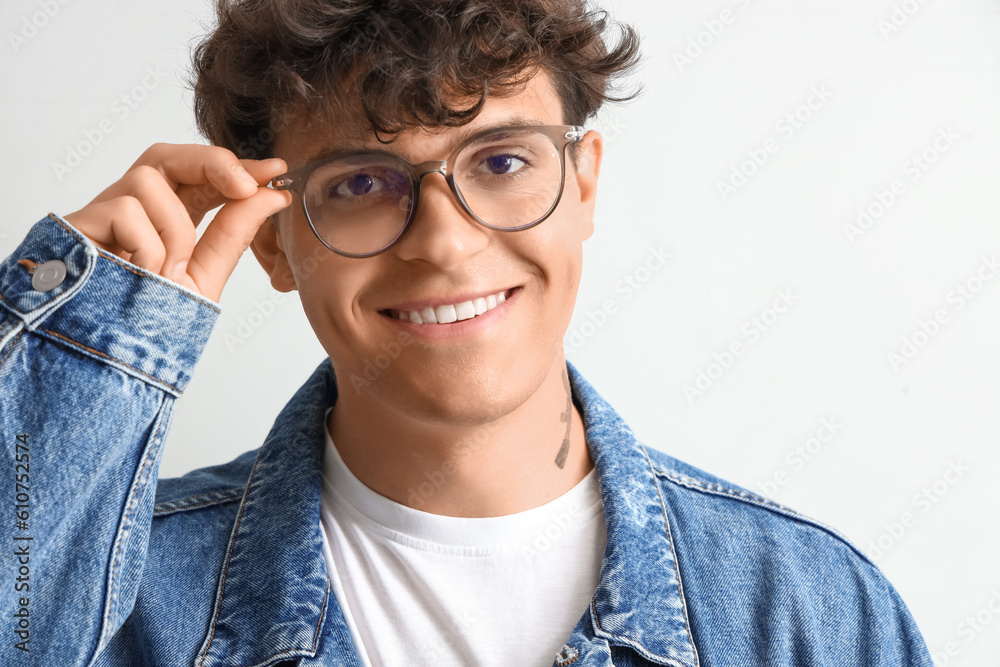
[196,359,698,667]
[564,362,699,667]
[194,359,348,667]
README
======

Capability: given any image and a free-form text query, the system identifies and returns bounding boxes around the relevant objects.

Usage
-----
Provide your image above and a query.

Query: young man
[0,1,932,665]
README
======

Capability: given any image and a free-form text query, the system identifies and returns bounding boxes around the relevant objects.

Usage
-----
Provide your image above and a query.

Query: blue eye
[334,173,382,197]
[484,155,526,175]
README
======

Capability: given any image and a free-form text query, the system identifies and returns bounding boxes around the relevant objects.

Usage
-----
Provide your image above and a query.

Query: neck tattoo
[554,369,572,468]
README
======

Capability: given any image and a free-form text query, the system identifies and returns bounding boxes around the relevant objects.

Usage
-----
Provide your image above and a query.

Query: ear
[572,130,603,242]
[250,213,297,292]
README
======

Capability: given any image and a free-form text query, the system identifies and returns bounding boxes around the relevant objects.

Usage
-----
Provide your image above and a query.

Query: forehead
[273,70,564,169]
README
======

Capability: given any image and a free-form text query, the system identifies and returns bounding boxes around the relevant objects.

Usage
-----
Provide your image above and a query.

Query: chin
[373,356,540,427]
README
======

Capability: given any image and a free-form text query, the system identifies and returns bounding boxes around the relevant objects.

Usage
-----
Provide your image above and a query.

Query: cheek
[543,220,586,328]
[286,246,337,288]
[283,237,369,332]
[512,217,584,320]
[539,211,585,274]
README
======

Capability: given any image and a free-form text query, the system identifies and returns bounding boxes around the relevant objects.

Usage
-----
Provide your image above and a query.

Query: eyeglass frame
[268,124,587,258]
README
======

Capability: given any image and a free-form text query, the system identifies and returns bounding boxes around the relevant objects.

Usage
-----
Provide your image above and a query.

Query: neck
[327,354,592,517]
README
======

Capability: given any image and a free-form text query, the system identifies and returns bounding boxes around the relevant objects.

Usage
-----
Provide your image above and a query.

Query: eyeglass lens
[301,129,562,255]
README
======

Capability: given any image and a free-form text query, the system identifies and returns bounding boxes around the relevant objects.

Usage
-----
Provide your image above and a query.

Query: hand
[63,143,293,303]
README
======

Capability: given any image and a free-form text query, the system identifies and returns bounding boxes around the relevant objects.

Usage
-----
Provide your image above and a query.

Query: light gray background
[3,0,998,664]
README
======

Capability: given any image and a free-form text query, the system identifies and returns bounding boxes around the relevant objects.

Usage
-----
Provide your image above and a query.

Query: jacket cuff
[0,213,219,396]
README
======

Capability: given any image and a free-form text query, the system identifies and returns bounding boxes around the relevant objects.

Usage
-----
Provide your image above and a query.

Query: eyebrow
[299,113,545,166]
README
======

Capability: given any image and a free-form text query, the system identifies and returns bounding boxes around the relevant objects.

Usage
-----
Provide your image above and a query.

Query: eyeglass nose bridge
[406,158,469,216]
[401,158,488,244]
[412,159,449,181]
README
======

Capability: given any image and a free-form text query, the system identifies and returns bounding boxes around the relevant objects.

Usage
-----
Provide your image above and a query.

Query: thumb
[183,187,292,302]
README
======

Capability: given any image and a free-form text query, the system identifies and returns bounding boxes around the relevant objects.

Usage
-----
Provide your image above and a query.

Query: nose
[391,170,491,267]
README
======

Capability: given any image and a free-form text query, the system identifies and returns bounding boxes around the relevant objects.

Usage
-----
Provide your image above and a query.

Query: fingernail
[241,169,259,187]
[264,158,287,173]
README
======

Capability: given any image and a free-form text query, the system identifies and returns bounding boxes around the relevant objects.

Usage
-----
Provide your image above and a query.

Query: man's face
[255,71,602,425]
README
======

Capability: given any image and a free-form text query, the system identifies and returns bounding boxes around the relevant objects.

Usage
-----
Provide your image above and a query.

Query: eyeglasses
[269,124,586,258]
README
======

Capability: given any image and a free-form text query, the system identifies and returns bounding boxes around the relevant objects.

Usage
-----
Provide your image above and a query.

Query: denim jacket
[0,213,932,667]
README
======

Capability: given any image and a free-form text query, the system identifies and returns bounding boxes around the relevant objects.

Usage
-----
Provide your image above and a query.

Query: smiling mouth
[381,288,518,324]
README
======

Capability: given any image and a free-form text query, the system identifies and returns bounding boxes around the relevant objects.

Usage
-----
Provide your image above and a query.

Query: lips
[381,288,516,324]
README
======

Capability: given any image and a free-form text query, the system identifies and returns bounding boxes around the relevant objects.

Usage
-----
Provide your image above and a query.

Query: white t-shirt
[318,408,607,667]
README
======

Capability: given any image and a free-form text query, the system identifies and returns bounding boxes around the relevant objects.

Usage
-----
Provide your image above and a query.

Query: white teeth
[394,289,511,325]
[436,304,458,324]
[455,301,476,321]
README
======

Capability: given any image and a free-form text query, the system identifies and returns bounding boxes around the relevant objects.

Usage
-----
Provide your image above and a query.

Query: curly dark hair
[188,0,642,160]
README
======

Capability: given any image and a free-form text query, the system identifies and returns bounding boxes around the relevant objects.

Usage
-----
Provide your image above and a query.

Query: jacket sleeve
[0,213,219,666]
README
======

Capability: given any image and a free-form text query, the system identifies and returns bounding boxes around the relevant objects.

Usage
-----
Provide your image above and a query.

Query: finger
[85,144,260,218]
[117,165,198,280]
[128,143,262,202]
[241,157,288,183]
[184,187,293,301]
[177,157,288,226]
[68,197,167,272]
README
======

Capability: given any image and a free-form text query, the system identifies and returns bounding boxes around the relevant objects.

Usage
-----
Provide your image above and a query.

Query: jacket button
[31,260,67,292]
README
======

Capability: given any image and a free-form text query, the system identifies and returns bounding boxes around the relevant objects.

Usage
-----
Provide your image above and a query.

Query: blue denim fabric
[0,213,933,666]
